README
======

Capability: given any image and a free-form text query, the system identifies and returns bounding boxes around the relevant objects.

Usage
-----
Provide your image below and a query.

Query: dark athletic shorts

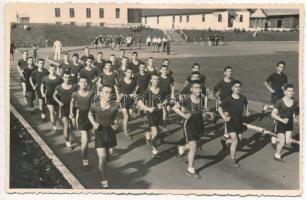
[95,126,117,148]
[45,93,57,106]
[35,88,43,99]
[147,110,162,127]
[59,105,70,118]
[120,95,134,109]
[274,118,293,133]
[226,117,245,134]
[183,115,203,142]
[77,110,92,131]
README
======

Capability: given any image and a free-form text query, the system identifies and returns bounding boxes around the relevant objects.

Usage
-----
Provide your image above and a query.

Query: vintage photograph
[5,2,303,195]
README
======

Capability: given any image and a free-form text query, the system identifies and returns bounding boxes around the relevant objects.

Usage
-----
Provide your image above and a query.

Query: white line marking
[10,104,85,189]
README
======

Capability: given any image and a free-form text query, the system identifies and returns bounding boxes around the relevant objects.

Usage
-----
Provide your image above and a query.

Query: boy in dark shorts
[93,52,105,75]
[214,66,235,138]
[159,65,175,131]
[23,57,37,111]
[79,57,99,89]
[271,84,298,162]
[263,61,288,112]
[41,64,63,132]
[138,73,164,156]
[58,53,72,76]
[30,58,49,120]
[185,63,206,86]
[70,53,83,84]
[129,52,141,75]
[53,72,78,148]
[117,67,138,138]
[174,80,205,179]
[17,50,29,104]
[218,80,249,167]
[70,76,95,171]
[97,61,119,96]
[88,85,118,188]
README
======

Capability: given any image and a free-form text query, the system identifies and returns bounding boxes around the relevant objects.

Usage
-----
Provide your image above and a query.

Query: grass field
[154,53,299,103]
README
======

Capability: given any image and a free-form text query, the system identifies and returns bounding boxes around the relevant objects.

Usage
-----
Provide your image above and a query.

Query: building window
[145,16,147,24]
[202,14,205,22]
[157,16,159,24]
[70,22,76,26]
[69,8,75,18]
[173,16,175,23]
[116,8,120,18]
[86,22,92,27]
[55,8,60,18]
[179,16,182,23]
[186,15,189,23]
[277,20,282,28]
[239,15,243,22]
[55,22,61,25]
[218,14,222,22]
[86,8,91,18]
[99,8,104,18]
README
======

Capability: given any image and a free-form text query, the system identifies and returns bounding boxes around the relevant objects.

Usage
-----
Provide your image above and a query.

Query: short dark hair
[85,57,93,61]
[27,56,33,60]
[72,53,79,58]
[120,49,125,52]
[79,76,88,82]
[139,62,146,66]
[224,66,232,72]
[49,64,56,69]
[97,52,103,55]
[192,63,200,68]
[163,58,169,62]
[125,67,133,72]
[283,83,294,91]
[232,80,242,86]
[99,84,112,91]
[105,61,112,65]
[132,51,138,55]
[190,80,202,87]
[148,57,154,60]
[191,71,201,76]
[150,73,159,79]
[62,71,71,77]
[64,53,69,56]
[160,64,168,69]
[110,54,115,57]
[38,58,45,63]
[277,61,286,67]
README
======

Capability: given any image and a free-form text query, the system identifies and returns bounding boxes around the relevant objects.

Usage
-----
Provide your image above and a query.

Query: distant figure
[166,39,171,55]
[45,39,49,48]
[31,43,38,63]
[10,42,16,60]
[53,40,62,60]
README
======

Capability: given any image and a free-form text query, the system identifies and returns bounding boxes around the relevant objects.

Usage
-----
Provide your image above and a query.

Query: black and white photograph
[4,1,304,196]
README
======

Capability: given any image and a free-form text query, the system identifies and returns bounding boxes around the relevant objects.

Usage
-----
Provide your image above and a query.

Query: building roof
[141,9,221,17]
[263,9,299,16]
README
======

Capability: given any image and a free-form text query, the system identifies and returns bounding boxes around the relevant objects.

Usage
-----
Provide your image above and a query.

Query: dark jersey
[99,72,118,88]
[135,72,150,94]
[214,78,234,102]
[116,67,127,81]
[275,98,298,118]
[18,59,28,71]
[59,61,72,73]
[220,95,248,120]
[79,67,98,82]
[55,84,77,106]
[266,72,288,93]
[159,75,174,96]
[143,88,164,109]
[31,68,49,87]
[93,60,105,75]
[72,90,95,112]
[118,78,137,94]
[129,60,140,74]
[23,65,37,82]
[70,63,83,75]
[41,75,62,96]
[90,98,117,127]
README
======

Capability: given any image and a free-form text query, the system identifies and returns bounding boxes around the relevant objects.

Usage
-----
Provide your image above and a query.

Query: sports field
[10,41,300,190]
